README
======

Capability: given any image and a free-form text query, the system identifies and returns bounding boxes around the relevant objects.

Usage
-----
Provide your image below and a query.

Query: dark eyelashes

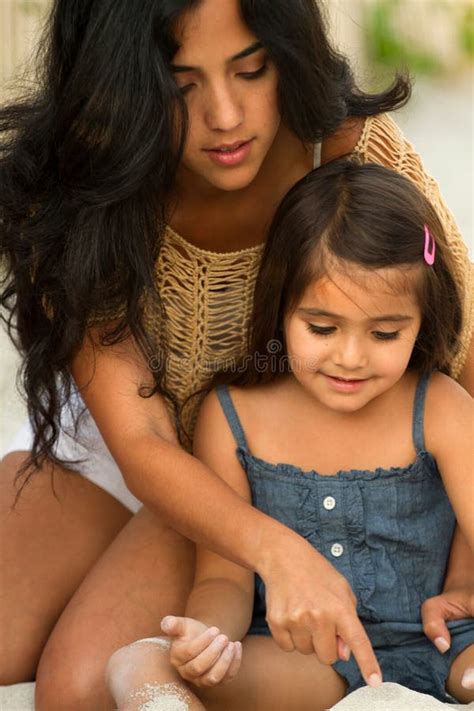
[238,63,268,80]
[306,324,335,336]
[178,63,268,95]
[306,324,401,341]
[373,331,401,341]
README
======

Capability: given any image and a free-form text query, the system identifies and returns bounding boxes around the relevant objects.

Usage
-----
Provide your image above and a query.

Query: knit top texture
[93,113,473,450]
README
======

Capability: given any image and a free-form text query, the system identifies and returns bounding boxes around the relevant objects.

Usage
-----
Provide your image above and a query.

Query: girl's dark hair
[218,160,462,387]
[1,0,411,477]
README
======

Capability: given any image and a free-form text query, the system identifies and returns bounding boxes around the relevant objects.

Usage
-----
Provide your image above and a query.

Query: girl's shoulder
[425,370,471,408]
[213,380,288,423]
[424,371,473,450]
[197,379,290,446]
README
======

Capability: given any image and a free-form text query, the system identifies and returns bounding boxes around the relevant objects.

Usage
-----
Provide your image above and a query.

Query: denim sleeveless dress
[216,375,474,702]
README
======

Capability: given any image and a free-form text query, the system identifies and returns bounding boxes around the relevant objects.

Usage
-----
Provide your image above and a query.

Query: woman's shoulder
[321,112,408,170]
[320,116,365,164]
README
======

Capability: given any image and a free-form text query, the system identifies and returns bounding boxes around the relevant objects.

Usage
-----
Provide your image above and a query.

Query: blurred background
[1,0,473,454]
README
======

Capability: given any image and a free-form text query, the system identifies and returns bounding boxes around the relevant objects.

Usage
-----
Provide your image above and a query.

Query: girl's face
[284,265,423,414]
[171,0,281,194]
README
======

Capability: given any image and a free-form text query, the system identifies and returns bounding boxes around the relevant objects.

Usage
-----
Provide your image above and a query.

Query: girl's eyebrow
[297,307,414,323]
[171,41,263,73]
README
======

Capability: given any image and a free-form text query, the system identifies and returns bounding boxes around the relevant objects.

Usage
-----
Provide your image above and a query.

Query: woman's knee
[35,635,116,711]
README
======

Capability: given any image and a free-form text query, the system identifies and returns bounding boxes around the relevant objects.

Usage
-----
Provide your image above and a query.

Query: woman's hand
[260,535,382,688]
[160,616,242,688]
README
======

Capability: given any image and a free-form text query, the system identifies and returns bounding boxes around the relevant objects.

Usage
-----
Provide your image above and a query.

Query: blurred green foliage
[364,0,441,74]
[19,1,43,16]
[460,5,474,58]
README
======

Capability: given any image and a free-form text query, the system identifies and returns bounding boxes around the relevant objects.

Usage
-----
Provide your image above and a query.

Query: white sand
[0,681,470,710]
[329,682,471,710]
[0,682,35,710]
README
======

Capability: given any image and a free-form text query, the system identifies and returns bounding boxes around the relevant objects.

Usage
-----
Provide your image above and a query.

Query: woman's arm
[71,329,382,685]
[156,395,256,688]
[183,392,255,640]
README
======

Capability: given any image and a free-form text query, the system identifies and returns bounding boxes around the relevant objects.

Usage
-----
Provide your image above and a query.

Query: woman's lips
[204,139,254,167]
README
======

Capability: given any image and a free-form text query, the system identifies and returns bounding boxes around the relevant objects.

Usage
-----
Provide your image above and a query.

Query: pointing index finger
[339,616,382,687]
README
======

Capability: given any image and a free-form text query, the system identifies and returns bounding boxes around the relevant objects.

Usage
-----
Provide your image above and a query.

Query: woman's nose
[204,84,244,132]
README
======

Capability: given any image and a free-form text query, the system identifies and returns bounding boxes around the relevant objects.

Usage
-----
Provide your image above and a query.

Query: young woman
[1,1,473,708]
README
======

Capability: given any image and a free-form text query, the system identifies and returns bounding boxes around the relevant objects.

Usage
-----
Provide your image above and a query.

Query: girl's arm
[426,373,474,550]
[422,527,474,653]
[72,328,382,685]
[423,380,474,678]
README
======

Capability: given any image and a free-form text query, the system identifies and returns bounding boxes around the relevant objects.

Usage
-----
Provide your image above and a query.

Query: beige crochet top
[97,113,474,450]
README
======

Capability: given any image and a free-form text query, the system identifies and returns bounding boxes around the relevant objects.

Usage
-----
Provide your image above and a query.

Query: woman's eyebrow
[171,41,263,73]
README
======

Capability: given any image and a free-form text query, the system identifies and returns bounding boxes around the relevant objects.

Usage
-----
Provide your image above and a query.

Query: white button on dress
[331,543,344,557]
[323,496,336,510]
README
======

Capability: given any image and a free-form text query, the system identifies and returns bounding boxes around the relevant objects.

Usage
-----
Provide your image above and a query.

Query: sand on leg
[107,638,206,711]
[108,634,347,711]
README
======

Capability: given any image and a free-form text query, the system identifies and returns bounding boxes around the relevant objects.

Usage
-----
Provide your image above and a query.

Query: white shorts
[3,391,142,513]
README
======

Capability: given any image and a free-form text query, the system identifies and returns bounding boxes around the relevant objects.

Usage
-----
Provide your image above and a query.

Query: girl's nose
[204,84,244,132]
[333,335,368,371]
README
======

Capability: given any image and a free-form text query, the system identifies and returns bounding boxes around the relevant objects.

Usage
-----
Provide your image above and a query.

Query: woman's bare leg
[107,635,346,711]
[446,644,474,703]
[0,450,132,684]
[35,506,195,711]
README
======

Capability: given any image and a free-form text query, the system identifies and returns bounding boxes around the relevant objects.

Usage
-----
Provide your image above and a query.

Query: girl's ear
[320,117,364,165]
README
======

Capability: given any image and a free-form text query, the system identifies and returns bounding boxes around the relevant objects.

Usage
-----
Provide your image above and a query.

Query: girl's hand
[160,616,242,688]
[422,589,474,691]
[261,537,382,688]
[422,588,474,653]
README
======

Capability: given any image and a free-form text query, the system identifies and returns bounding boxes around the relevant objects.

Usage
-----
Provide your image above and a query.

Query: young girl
[107,161,474,710]
[1,0,473,705]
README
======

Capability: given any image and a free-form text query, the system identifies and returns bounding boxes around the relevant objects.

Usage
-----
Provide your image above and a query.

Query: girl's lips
[204,139,254,167]
[323,374,368,393]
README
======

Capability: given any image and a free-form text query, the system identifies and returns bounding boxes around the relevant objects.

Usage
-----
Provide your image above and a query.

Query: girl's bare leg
[446,645,474,703]
[0,451,132,684]
[34,505,195,711]
[107,640,205,710]
[107,635,347,711]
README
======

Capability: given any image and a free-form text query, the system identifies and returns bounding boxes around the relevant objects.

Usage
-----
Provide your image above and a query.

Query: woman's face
[172,0,281,194]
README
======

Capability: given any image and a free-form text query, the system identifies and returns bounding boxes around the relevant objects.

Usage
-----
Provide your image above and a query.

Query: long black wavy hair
[1,0,411,478]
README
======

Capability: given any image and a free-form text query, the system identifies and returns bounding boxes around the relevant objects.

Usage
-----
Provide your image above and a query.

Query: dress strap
[215,385,249,451]
[412,372,432,453]
[313,142,322,169]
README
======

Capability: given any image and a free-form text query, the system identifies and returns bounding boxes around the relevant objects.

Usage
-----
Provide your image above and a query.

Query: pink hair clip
[423,224,435,266]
